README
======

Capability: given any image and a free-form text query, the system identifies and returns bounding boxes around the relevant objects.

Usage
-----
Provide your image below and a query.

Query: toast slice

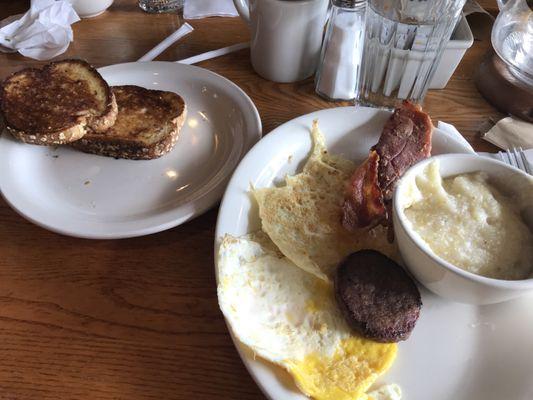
[72,85,187,160]
[0,59,117,145]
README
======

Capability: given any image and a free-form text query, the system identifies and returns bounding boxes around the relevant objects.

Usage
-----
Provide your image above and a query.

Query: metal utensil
[497,147,532,175]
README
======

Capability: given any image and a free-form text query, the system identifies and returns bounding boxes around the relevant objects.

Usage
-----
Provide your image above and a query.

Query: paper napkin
[183,0,238,19]
[437,121,474,150]
[0,0,80,61]
[483,117,533,150]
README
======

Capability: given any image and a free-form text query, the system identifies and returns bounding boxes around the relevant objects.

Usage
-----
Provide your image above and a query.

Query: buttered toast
[1,59,117,145]
[72,85,186,160]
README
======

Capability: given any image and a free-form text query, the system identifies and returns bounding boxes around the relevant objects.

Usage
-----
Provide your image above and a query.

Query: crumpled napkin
[183,0,238,19]
[0,0,80,61]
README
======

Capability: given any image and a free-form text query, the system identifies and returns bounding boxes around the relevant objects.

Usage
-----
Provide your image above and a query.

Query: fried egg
[217,233,398,400]
[253,121,397,281]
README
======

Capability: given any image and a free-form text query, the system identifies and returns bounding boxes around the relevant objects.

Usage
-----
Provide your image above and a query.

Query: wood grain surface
[0,0,502,399]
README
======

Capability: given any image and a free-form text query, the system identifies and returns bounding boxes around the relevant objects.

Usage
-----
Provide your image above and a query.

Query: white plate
[215,107,533,400]
[0,62,261,239]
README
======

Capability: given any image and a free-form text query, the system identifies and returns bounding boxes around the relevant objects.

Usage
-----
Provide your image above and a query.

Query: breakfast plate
[0,62,261,238]
[215,106,533,400]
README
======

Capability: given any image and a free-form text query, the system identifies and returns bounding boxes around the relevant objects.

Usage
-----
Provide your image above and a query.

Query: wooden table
[0,1,502,399]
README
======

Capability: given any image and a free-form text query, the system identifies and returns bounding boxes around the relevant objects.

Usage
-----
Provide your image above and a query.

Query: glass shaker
[315,0,366,101]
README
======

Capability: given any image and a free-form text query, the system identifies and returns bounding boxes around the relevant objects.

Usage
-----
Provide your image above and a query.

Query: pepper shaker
[315,0,366,101]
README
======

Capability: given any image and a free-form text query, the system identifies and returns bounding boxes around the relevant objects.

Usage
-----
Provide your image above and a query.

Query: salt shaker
[315,0,366,101]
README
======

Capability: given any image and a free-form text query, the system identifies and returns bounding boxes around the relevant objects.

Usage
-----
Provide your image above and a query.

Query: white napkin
[0,0,79,61]
[183,0,238,19]
[437,121,474,151]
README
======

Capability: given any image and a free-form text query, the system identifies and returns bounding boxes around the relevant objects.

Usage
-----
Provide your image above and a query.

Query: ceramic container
[233,0,329,83]
[69,0,114,18]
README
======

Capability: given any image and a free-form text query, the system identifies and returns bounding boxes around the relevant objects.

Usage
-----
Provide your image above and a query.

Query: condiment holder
[429,15,474,89]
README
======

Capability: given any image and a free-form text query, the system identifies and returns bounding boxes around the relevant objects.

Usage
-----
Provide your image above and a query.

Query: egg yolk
[287,337,397,400]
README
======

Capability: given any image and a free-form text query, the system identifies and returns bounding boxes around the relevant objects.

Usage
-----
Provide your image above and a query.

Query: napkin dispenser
[429,16,474,89]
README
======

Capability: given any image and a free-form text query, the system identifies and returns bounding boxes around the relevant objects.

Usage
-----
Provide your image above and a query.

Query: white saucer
[215,107,533,400]
[0,62,261,239]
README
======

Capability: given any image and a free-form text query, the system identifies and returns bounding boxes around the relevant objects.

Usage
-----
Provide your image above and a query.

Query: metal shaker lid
[331,0,364,8]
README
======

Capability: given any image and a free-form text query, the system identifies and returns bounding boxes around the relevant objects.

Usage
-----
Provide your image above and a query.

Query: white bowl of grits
[393,154,533,305]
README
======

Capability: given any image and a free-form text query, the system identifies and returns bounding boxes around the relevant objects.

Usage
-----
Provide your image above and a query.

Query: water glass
[356,0,468,109]
[139,0,183,13]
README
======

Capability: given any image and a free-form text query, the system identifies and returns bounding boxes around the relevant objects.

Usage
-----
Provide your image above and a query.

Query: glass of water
[356,0,468,109]
[139,0,183,13]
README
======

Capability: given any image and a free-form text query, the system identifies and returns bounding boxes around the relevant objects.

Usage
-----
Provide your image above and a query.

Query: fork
[497,147,532,175]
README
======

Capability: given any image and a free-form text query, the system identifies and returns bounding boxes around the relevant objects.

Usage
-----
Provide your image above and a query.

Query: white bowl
[393,154,533,305]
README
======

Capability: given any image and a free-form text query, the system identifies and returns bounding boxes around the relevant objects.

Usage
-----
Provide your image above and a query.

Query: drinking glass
[356,0,468,109]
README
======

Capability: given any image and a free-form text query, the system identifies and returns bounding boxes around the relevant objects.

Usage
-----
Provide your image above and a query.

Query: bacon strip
[342,101,433,233]
[342,150,385,230]
[375,101,433,202]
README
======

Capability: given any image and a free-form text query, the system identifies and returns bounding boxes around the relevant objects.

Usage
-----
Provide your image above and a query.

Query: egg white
[217,233,399,400]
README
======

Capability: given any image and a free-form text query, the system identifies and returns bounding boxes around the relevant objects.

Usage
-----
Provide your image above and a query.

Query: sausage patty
[334,250,422,343]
